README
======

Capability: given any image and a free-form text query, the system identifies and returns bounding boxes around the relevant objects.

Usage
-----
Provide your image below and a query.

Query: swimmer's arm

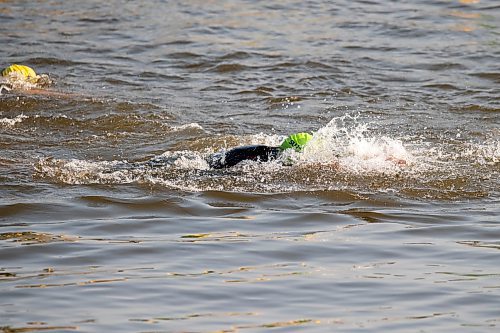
[18,88,82,99]
[1,86,86,99]
[386,156,407,165]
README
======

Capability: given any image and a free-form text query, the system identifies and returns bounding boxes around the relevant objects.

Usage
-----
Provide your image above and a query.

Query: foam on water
[0,114,28,127]
[170,122,204,132]
[35,158,138,185]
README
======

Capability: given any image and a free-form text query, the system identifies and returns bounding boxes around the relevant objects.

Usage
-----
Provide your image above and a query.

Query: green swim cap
[279,132,312,152]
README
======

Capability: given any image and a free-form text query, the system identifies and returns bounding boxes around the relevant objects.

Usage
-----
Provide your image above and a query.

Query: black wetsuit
[207,145,281,169]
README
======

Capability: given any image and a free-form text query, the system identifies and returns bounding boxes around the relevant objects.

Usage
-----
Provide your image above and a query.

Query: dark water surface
[1,0,499,332]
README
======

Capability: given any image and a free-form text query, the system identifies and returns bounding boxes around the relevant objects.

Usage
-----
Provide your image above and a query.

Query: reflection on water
[1,0,499,332]
[0,231,78,244]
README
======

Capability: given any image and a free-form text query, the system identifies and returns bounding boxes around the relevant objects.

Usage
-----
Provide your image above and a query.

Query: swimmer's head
[279,132,313,152]
[2,64,38,83]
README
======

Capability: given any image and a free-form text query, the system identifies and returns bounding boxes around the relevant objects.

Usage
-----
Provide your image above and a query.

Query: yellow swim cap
[1,64,38,83]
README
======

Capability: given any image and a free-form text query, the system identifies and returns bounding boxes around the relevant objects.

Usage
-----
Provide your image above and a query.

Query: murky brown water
[1,0,499,332]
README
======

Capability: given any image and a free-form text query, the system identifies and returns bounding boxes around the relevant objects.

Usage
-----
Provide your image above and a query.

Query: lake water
[1,1,499,332]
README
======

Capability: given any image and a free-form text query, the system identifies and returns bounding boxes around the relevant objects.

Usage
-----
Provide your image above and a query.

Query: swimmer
[207,132,312,169]
[1,63,74,98]
[1,64,44,94]
[109,131,406,172]
[206,132,406,169]
[105,133,312,173]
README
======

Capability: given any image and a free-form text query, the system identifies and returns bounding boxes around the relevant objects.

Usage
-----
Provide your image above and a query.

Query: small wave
[469,72,500,84]
[219,51,253,61]
[266,95,304,110]
[26,57,81,67]
[208,63,249,73]
[170,123,204,132]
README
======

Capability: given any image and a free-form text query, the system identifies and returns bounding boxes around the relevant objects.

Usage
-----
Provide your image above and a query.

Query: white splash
[289,115,411,174]
[0,114,28,127]
[460,140,500,166]
[155,150,211,170]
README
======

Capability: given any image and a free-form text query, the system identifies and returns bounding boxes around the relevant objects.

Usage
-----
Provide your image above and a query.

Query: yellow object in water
[1,64,38,82]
